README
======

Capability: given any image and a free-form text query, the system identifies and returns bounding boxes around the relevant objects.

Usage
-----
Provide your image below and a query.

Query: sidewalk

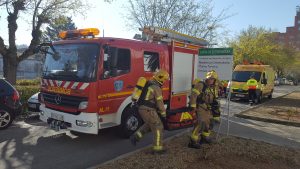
[236,92,300,127]
[91,91,300,169]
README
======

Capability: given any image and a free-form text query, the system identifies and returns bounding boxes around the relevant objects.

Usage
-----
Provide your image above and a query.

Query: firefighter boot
[200,136,216,144]
[188,139,201,149]
[200,131,216,144]
[130,131,142,146]
[130,135,138,146]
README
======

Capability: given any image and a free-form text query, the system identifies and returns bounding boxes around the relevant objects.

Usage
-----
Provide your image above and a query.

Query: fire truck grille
[42,92,87,109]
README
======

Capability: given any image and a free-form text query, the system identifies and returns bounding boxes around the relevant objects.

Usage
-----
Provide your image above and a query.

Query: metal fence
[0,57,43,80]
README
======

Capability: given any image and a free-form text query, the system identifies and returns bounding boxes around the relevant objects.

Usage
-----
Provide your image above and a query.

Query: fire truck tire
[118,106,143,138]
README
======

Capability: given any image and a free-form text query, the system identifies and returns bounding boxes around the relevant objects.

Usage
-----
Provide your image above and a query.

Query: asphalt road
[0,85,299,169]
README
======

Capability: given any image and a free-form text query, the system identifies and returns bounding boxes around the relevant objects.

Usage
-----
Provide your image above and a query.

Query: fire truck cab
[39,27,208,137]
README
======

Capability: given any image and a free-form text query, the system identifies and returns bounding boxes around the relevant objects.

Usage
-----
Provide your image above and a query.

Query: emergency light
[58,28,100,39]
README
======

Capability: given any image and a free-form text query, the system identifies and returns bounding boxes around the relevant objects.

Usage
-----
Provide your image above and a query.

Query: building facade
[274,6,300,50]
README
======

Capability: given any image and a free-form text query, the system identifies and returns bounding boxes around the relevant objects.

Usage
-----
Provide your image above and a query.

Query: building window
[144,51,159,72]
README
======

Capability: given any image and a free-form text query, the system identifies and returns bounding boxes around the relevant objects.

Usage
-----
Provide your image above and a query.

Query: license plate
[235,94,245,97]
[28,103,36,108]
[51,113,64,121]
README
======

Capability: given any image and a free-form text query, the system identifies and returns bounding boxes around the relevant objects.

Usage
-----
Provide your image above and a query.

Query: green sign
[199,48,233,56]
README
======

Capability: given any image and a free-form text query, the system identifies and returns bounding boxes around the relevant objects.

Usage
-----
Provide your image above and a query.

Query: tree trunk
[3,54,18,85]
[5,64,17,85]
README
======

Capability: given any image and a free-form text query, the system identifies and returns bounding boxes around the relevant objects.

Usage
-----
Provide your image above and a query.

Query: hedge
[16,79,40,86]
[14,85,40,115]
[15,85,40,103]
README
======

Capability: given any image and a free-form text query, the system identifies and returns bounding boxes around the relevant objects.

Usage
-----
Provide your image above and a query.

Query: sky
[0,0,299,45]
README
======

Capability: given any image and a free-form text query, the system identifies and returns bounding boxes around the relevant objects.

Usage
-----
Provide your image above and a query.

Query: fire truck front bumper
[39,104,99,134]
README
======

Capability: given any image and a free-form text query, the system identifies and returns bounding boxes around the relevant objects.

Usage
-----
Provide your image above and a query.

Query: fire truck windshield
[42,43,99,82]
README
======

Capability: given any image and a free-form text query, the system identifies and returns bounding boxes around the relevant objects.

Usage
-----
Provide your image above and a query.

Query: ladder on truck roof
[140,26,209,46]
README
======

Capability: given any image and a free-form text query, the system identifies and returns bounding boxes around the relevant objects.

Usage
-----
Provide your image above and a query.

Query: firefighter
[209,70,222,123]
[188,71,217,149]
[130,70,169,154]
[247,74,258,105]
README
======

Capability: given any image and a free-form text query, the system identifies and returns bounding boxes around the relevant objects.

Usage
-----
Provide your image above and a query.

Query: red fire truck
[39,27,208,137]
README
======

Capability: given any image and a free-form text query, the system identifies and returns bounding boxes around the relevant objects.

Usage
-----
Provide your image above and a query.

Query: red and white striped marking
[42,79,89,90]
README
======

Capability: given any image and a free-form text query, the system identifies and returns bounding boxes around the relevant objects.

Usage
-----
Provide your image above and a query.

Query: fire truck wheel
[119,106,143,138]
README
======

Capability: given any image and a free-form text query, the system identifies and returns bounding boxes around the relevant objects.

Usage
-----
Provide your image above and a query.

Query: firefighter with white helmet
[188,71,217,149]
[130,70,169,154]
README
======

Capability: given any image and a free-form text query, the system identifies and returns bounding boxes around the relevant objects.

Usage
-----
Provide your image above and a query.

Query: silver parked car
[27,92,40,113]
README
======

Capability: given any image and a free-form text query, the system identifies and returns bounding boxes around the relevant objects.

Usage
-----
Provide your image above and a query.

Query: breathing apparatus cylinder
[131,77,147,102]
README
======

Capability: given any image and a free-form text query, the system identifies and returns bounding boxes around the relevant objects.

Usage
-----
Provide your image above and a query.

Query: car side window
[103,46,131,79]
[263,72,267,80]
[144,51,159,72]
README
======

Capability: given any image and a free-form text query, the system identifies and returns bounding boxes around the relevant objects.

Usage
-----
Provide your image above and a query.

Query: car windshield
[232,71,261,82]
[42,44,99,82]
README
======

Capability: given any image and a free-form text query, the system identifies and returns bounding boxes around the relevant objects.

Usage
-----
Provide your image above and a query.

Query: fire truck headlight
[78,101,88,110]
[76,120,93,127]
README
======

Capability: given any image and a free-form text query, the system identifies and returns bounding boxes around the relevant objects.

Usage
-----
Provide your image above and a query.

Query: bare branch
[32,0,42,30]
[125,0,232,43]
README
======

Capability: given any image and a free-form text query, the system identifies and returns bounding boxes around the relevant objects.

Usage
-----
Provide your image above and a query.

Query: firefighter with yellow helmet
[188,71,217,149]
[210,70,223,123]
[130,70,169,154]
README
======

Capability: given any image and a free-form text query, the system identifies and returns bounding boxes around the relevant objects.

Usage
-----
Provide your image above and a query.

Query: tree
[229,26,297,76]
[41,15,77,42]
[0,0,89,84]
[125,0,231,44]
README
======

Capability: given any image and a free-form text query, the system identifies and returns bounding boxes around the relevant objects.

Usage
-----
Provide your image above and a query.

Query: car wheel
[0,109,14,130]
[118,106,143,138]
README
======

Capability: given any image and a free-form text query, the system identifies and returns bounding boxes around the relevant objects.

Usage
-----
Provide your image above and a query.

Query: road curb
[15,113,40,121]
[235,91,300,127]
[87,129,190,169]
[235,113,300,127]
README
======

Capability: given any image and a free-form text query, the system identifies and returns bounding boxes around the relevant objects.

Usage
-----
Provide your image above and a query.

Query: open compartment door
[166,41,201,130]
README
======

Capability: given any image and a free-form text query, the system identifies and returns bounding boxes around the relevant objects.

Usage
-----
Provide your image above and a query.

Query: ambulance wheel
[268,90,273,99]
[257,92,263,104]
[119,106,143,138]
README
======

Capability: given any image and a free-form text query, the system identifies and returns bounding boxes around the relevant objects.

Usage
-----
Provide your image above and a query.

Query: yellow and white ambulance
[228,64,275,103]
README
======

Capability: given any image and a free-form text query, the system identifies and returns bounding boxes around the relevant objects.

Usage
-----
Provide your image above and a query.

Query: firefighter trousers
[211,100,221,122]
[135,107,164,151]
[248,89,256,104]
[190,105,212,143]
